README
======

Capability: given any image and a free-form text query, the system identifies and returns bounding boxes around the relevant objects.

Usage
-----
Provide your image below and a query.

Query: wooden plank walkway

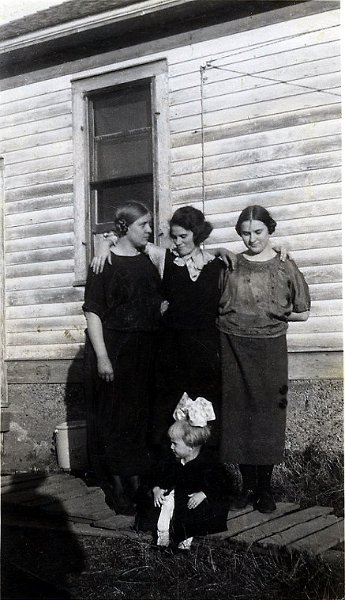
[2,473,344,557]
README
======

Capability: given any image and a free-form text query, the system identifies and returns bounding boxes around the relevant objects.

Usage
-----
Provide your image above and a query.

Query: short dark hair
[168,420,211,448]
[113,202,151,237]
[235,205,277,236]
[170,206,213,246]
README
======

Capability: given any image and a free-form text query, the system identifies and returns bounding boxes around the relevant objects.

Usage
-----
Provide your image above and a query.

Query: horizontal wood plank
[6,286,83,307]
[6,246,74,266]
[0,88,71,119]
[287,332,342,352]
[261,514,340,548]
[288,520,344,554]
[6,359,85,384]
[6,301,83,320]
[6,273,75,292]
[288,352,343,380]
[4,141,73,168]
[7,329,85,346]
[233,506,333,545]
[6,344,84,360]
[171,104,341,148]
[5,167,73,191]
[288,316,342,335]
[6,315,86,333]
[6,259,75,279]
[1,114,72,144]
[6,206,73,229]
[5,181,73,203]
[1,127,72,155]
[5,154,73,179]
[218,503,298,539]
[5,193,73,216]
[5,232,74,253]
[0,101,71,130]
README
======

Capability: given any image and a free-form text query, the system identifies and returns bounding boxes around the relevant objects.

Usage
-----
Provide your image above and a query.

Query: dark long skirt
[220,333,288,465]
[84,329,157,480]
[151,326,221,448]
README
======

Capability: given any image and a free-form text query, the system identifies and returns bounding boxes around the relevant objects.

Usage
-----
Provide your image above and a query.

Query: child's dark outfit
[138,449,231,546]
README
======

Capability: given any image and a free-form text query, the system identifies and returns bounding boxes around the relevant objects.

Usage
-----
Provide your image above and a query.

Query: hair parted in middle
[170,206,213,246]
[168,419,211,448]
[235,205,277,236]
[113,201,151,237]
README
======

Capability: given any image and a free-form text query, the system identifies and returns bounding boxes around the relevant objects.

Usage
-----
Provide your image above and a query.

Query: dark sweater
[161,251,224,330]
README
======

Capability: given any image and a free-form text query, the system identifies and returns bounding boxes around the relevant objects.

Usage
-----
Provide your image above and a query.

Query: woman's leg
[254,465,276,513]
[229,464,257,509]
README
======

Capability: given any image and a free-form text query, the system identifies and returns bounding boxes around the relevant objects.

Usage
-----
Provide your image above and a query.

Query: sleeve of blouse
[287,259,311,313]
[145,243,166,279]
[82,265,108,320]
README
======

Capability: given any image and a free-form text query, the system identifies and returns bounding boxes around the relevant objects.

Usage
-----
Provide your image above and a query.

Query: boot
[229,465,257,510]
[254,465,276,513]
[108,474,135,515]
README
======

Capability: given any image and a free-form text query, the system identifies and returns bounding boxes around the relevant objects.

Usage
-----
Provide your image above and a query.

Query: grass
[274,444,344,516]
[2,524,343,600]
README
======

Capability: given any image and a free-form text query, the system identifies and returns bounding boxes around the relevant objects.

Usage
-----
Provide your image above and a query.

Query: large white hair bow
[173,392,216,427]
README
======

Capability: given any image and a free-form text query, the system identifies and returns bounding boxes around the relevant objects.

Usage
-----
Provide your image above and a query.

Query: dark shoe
[254,491,276,513]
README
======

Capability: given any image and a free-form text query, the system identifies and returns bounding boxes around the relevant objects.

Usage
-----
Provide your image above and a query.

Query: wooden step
[288,519,344,554]
[233,506,333,545]
[261,514,341,549]
[214,503,299,540]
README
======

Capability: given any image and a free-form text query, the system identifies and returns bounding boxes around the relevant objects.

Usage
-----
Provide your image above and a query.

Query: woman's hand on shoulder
[273,244,290,262]
[91,232,118,274]
[214,248,237,270]
[96,355,114,382]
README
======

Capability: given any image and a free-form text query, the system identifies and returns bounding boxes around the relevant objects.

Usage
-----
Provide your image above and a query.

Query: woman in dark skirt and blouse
[217,205,310,513]
[83,202,163,514]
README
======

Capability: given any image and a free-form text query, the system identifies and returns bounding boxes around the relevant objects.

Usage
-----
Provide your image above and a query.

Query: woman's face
[240,219,270,254]
[170,225,196,257]
[126,213,152,248]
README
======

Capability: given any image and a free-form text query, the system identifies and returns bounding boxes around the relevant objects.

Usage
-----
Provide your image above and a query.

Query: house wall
[0,3,342,469]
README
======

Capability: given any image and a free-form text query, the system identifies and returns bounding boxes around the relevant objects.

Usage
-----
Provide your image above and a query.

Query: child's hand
[153,487,167,508]
[160,300,169,316]
[188,492,206,509]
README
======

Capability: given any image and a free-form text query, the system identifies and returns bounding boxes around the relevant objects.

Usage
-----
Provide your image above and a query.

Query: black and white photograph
[0,1,343,598]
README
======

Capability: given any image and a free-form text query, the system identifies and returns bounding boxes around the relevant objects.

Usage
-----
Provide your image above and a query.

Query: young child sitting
[140,393,232,552]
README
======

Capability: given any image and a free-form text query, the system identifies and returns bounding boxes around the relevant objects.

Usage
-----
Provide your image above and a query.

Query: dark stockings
[239,464,274,495]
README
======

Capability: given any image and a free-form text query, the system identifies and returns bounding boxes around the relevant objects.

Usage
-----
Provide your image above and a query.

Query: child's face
[170,433,193,460]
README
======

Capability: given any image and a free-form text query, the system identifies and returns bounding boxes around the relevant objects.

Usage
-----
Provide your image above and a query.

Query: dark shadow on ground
[1,473,85,600]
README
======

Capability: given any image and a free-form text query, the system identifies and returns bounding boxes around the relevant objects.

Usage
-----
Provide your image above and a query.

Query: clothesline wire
[207,65,341,98]
[203,24,339,66]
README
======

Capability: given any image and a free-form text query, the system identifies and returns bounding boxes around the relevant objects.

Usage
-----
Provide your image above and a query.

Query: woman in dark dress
[83,202,163,514]
[217,205,310,513]
[151,207,225,452]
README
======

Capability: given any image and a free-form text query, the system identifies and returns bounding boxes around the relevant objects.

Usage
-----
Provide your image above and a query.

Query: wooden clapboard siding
[4,141,73,168]
[6,246,74,266]
[6,287,84,307]
[5,154,73,179]
[0,88,71,118]
[1,5,341,368]
[5,193,73,215]
[6,345,83,361]
[6,206,74,229]
[6,273,75,292]
[6,259,74,279]
[6,302,83,320]
[6,315,86,333]
[0,100,71,130]
[172,135,341,176]
[7,329,85,346]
